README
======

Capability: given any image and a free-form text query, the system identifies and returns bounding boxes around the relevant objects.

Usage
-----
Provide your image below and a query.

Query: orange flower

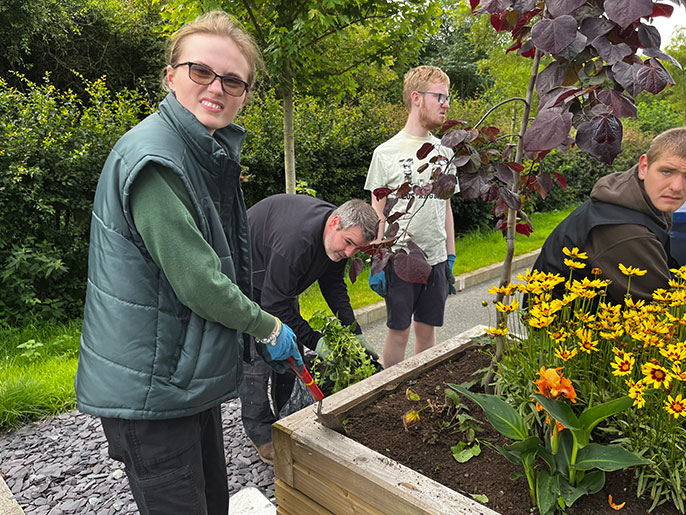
[533,366,577,403]
[609,494,625,510]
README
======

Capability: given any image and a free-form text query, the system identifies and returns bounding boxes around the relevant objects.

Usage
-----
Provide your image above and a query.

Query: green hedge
[0,75,151,324]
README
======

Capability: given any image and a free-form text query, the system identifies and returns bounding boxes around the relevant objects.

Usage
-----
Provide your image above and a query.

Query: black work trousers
[100,405,228,515]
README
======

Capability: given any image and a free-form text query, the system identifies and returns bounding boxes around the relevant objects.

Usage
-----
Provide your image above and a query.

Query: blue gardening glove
[255,320,304,373]
[447,254,457,295]
[368,270,387,297]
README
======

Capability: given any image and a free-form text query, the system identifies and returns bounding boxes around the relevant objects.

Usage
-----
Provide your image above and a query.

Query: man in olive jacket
[534,127,686,304]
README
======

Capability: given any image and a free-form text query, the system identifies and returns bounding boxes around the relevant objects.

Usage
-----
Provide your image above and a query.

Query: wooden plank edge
[275,479,333,515]
[289,416,500,515]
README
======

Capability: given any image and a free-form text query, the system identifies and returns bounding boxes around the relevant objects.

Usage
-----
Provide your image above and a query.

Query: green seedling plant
[450,365,651,515]
[309,311,375,394]
[404,384,482,462]
[16,339,44,362]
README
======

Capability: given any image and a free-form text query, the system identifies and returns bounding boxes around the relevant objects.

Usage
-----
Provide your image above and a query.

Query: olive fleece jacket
[586,166,672,302]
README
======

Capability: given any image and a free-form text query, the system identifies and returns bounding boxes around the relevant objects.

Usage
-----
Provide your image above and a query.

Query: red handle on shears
[288,357,324,401]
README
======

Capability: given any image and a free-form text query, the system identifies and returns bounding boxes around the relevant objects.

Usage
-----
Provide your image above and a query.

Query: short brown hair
[163,10,263,90]
[646,127,686,165]
[402,65,450,111]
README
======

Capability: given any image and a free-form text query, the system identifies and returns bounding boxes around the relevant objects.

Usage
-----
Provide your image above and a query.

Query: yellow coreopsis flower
[488,283,518,296]
[642,362,672,389]
[554,345,578,361]
[670,364,686,381]
[619,263,648,277]
[548,327,570,343]
[495,300,520,313]
[611,352,635,376]
[564,258,586,270]
[575,328,599,353]
[485,326,509,336]
[660,342,686,364]
[664,394,686,419]
[563,246,588,260]
[626,378,647,408]
[529,314,555,329]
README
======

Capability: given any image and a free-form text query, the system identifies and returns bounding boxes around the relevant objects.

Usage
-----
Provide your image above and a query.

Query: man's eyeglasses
[173,62,249,97]
[417,91,451,106]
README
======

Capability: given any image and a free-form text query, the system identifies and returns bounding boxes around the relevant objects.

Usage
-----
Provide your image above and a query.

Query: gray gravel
[0,400,275,514]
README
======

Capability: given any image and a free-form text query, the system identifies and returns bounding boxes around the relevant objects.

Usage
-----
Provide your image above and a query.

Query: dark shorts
[385,258,449,330]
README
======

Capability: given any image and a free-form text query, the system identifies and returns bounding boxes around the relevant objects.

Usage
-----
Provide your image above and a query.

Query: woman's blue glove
[368,270,387,297]
[447,254,457,295]
[255,320,304,373]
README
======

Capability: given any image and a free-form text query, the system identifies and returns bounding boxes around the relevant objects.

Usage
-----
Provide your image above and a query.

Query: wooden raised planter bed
[272,325,499,515]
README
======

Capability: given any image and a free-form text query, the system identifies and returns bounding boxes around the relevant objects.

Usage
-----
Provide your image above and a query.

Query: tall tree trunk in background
[282,58,296,194]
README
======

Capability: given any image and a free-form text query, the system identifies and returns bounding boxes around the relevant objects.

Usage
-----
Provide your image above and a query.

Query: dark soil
[344,346,680,515]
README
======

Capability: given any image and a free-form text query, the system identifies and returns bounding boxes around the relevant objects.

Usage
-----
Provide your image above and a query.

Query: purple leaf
[383,197,398,217]
[459,173,489,200]
[394,244,431,285]
[530,15,578,55]
[432,172,458,200]
[604,0,653,29]
[637,23,661,48]
[499,186,522,210]
[349,257,363,284]
[556,31,588,61]
[611,61,644,96]
[512,0,536,13]
[536,172,554,195]
[413,184,433,197]
[642,47,683,70]
[539,86,581,110]
[373,187,392,202]
[536,61,570,95]
[416,142,434,160]
[592,36,632,64]
[494,162,515,185]
[479,0,514,14]
[441,130,469,148]
[580,17,616,41]
[453,154,472,168]
[385,221,400,239]
[523,108,574,152]
[546,0,585,17]
[370,248,391,276]
[596,89,637,118]
[636,60,672,94]
[576,114,623,164]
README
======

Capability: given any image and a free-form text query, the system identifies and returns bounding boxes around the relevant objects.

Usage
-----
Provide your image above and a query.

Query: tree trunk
[282,58,296,194]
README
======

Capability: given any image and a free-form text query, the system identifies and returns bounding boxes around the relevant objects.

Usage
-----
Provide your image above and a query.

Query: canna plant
[451,366,650,514]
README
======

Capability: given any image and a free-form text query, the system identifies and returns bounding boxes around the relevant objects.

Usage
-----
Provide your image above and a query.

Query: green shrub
[239,90,405,207]
[0,74,151,324]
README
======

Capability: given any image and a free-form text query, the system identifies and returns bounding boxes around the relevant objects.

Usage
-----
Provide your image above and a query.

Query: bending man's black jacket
[248,194,360,351]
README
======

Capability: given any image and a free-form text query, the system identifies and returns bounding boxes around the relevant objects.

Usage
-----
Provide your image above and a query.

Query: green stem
[569,431,579,485]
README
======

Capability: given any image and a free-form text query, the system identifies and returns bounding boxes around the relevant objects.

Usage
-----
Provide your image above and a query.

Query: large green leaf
[499,436,543,466]
[574,444,652,471]
[558,470,605,507]
[450,384,527,440]
[536,470,560,515]
[533,394,581,430]
[578,396,632,432]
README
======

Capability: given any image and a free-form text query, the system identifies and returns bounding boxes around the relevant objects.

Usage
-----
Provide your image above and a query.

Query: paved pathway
[0,253,538,514]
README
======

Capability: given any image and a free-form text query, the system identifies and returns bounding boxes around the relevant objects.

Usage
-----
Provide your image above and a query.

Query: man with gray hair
[240,193,379,464]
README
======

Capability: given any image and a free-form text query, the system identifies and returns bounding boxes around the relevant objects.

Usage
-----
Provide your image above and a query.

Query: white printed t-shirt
[365,130,457,266]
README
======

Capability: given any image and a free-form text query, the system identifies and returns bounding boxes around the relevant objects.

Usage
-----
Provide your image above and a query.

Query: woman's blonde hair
[163,10,263,90]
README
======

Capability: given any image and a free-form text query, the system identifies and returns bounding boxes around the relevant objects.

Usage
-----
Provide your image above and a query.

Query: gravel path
[0,400,275,514]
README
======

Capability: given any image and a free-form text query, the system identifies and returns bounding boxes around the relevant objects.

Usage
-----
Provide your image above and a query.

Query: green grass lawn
[0,206,575,429]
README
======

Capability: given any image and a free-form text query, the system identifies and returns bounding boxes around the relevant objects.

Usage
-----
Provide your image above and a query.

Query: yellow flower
[529,314,555,329]
[660,342,686,364]
[664,394,686,419]
[564,258,586,270]
[670,364,686,381]
[495,300,520,313]
[611,352,634,376]
[563,246,588,259]
[488,283,517,296]
[485,326,509,336]
[626,379,647,408]
[618,263,647,277]
[641,362,672,389]
[554,345,578,361]
[548,327,570,343]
